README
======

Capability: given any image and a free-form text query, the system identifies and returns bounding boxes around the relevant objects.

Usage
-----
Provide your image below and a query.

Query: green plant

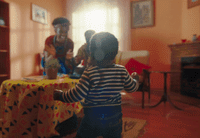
[45,58,61,69]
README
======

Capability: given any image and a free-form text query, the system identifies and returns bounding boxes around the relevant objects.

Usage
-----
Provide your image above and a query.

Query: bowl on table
[181,39,187,43]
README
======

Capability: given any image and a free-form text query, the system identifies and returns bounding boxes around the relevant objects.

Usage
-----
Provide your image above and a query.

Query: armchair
[115,50,151,108]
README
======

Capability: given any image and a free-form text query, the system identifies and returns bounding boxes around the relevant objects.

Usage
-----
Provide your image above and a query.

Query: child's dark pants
[76,106,122,138]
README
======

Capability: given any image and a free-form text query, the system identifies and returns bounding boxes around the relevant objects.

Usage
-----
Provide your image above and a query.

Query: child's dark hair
[89,32,118,67]
[52,17,70,26]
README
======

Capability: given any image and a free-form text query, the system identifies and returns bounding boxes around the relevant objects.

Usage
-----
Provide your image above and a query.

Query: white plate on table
[22,76,44,82]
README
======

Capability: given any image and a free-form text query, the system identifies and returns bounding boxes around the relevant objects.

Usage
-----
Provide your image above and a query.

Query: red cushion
[81,59,85,66]
[125,58,151,75]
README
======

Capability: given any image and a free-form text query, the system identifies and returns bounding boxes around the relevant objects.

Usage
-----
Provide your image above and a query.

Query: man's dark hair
[52,17,70,26]
[85,30,96,54]
[89,32,118,66]
[85,30,96,44]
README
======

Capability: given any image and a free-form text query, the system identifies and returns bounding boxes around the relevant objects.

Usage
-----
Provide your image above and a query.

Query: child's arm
[124,70,140,92]
[54,89,63,100]
[53,70,90,103]
[131,72,140,82]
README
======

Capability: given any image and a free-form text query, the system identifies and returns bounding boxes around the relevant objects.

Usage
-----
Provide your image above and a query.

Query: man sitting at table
[72,30,95,68]
[67,30,95,79]
[42,17,80,137]
[41,17,74,75]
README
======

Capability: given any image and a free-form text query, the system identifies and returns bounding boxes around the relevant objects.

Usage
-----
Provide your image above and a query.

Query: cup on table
[181,39,187,43]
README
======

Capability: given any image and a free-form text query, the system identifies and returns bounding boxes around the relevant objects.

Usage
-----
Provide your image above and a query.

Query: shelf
[0,50,8,52]
[169,41,200,47]
[0,74,8,77]
[183,65,200,69]
[0,1,10,85]
[0,25,9,29]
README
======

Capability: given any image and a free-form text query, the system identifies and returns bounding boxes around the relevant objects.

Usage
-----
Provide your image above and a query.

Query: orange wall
[131,0,200,90]
[182,0,200,40]
[3,0,64,80]
[3,0,200,88]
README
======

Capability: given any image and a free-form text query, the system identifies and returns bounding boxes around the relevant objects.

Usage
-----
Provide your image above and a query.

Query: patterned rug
[122,117,147,138]
[63,117,147,138]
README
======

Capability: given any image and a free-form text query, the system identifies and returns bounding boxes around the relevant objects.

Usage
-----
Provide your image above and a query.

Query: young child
[54,32,140,138]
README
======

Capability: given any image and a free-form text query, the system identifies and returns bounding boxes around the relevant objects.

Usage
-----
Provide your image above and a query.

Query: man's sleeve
[44,36,54,51]
[67,38,74,51]
[73,44,85,66]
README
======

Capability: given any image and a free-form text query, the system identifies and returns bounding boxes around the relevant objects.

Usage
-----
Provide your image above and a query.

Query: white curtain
[65,0,131,55]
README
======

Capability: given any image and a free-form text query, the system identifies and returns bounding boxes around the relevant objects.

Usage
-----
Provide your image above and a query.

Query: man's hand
[66,49,73,59]
[53,89,63,100]
[74,56,82,65]
[45,44,56,57]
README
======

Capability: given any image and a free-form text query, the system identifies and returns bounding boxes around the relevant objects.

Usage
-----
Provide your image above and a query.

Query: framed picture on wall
[188,0,200,9]
[32,4,48,24]
[131,0,155,29]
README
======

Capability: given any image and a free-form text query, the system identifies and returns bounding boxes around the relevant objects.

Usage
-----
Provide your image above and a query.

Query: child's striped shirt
[60,64,139,108]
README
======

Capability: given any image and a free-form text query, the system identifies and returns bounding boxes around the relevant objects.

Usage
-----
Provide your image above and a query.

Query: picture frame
[32,4,47,24]
[188,0,200,9]
[131,0,155,29]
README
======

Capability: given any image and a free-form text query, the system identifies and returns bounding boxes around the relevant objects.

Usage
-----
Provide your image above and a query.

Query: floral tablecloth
[0,77,83,138]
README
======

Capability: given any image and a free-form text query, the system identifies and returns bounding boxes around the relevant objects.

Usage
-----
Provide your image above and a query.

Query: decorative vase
[0,17,5,26]
[192,34,197,42]
[45,68,58,79]
[197,35,200,41]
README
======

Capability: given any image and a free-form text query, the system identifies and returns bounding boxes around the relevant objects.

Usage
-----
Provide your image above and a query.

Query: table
[149,71,183,110]
[0,76,83,138]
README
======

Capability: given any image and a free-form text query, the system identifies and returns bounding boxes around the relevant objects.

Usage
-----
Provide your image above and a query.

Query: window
[66,0,131,55]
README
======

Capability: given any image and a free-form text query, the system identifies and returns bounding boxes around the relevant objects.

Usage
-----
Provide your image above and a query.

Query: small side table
[149,71,183,110]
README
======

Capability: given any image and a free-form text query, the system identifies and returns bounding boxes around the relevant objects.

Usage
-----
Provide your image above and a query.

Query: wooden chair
[121,69,151,109]
[38,53,44,75]
[139,69,151,109]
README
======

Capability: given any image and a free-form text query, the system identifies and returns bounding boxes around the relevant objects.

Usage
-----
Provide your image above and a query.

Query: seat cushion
[125,58,151,75]
[115,51,123,64]
[119,50,149,66]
